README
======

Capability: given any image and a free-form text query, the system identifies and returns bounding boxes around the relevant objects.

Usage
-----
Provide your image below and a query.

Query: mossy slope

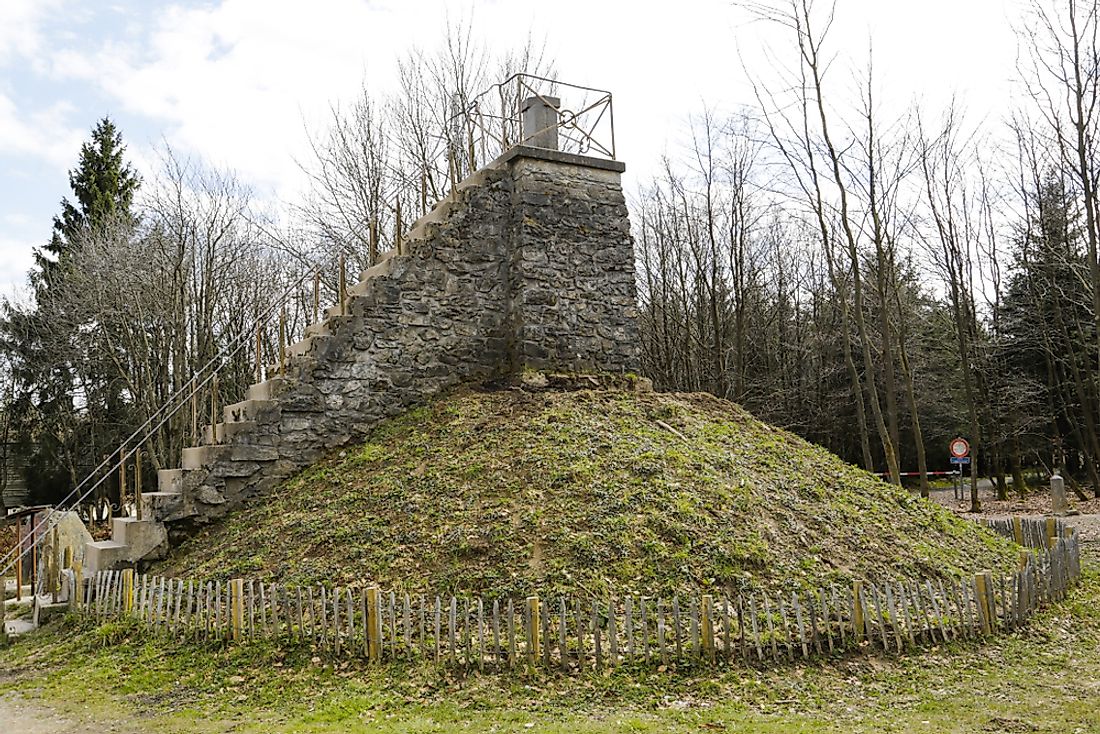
[157,385,1016,596]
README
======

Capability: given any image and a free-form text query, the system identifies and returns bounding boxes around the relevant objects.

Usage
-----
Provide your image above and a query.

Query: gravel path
[0,693,139,734]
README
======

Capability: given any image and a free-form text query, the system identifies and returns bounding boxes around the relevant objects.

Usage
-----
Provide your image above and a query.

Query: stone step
[181,444,232,470]
[157,468,187,494]
[305,321,330,338]
[222,399,277,425]
[141,491,183,521]
[287,336,315,358]
[208,421,258,444]
[248,376,290,402]
[202,421,257,445]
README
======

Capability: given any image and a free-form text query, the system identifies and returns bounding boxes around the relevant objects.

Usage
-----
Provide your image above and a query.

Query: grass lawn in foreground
[1,567,1098,733]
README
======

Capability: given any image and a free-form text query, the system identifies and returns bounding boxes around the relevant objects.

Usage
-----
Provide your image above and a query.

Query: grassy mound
[156,381,1017,597]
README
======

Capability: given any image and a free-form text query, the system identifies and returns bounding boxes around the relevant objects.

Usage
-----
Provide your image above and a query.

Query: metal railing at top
[449,74,616,177]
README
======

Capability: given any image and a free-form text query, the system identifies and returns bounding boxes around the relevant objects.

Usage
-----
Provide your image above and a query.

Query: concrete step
[222,399,277,425]
[111,517,168,557]
[181,444,232,470]
[85,540,129,576]
[201,420,257,444]
[157,468,186,494]
[248,376,290,402]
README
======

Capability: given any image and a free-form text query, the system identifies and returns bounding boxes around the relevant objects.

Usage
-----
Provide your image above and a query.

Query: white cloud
[0,92,84,168]
[0,0,64,67]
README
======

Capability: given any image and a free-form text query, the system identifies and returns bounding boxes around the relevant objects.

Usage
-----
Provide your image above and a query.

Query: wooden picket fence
[982,515,1070,550]
[79,528,1081,673]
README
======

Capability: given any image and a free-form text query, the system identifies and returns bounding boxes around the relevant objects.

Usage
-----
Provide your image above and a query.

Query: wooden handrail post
[369,218,379,266]
[278,308,287,375]
[119,450,127,517]
[312,272,320,324]
[395,200,403,255]
[135,449,144,521]
[255,323,263,382]
[210,375,219,432]
[338,254,347,316]
[14,519,22,602]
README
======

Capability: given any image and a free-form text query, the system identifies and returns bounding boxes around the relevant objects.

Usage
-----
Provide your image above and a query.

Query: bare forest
[2,2,1099,516]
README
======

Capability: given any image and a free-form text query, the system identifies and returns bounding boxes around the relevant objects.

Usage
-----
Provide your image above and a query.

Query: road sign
[950,456,971,464]
[949,437,970,459]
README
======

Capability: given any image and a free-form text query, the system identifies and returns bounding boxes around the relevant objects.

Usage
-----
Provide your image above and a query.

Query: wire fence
[72,519,1081,673]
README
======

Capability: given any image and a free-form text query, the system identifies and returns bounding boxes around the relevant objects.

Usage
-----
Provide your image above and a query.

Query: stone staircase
[82,141,639,576]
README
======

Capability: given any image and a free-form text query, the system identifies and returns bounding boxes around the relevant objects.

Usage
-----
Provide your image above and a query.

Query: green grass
[2,567,1099,732]
[155,385,1017,597]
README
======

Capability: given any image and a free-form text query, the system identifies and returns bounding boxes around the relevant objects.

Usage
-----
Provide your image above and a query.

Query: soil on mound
[156,383,1018,597]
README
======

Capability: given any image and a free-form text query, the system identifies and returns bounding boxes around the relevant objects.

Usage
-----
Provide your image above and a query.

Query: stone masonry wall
[156,149,639,529]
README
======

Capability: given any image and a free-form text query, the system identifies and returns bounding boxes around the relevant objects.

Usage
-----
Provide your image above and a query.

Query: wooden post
[1012,516,1024,545]
[338,253,347,316]
[701,594,715,663]
[366,586,381,663]
[852,581,865,643]
[119,450,128,516]
[14,518,22,602]
[71,561,82,611]
[395,200,403,255]
[135,449,144,520]
[526,595,539,668]
[230,579,244,641]
[121,568,134,615]
[312,272,320,324]
[210,375,219,431]
[974,573,992,636]
[191,389,198,443]
[50,526,60,603]
[255,323,263,382]
[369,218,379,266]
[1045,517,1058,548]
[278,308,287,374]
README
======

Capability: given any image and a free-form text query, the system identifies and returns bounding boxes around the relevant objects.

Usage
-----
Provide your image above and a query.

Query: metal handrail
[0,263,325,578]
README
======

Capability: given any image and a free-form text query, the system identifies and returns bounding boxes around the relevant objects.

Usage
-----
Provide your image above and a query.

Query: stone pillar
[504,147,640,374]
[521,96,560,151]
[1051,472,1068,514]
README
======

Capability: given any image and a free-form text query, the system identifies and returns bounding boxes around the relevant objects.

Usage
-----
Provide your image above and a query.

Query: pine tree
[0,117,140,505]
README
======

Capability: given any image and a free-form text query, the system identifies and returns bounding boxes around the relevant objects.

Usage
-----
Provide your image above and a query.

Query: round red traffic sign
[949,437,970,458]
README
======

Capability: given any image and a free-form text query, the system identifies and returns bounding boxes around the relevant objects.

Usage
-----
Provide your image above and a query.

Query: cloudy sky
[0,0,1024,295]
